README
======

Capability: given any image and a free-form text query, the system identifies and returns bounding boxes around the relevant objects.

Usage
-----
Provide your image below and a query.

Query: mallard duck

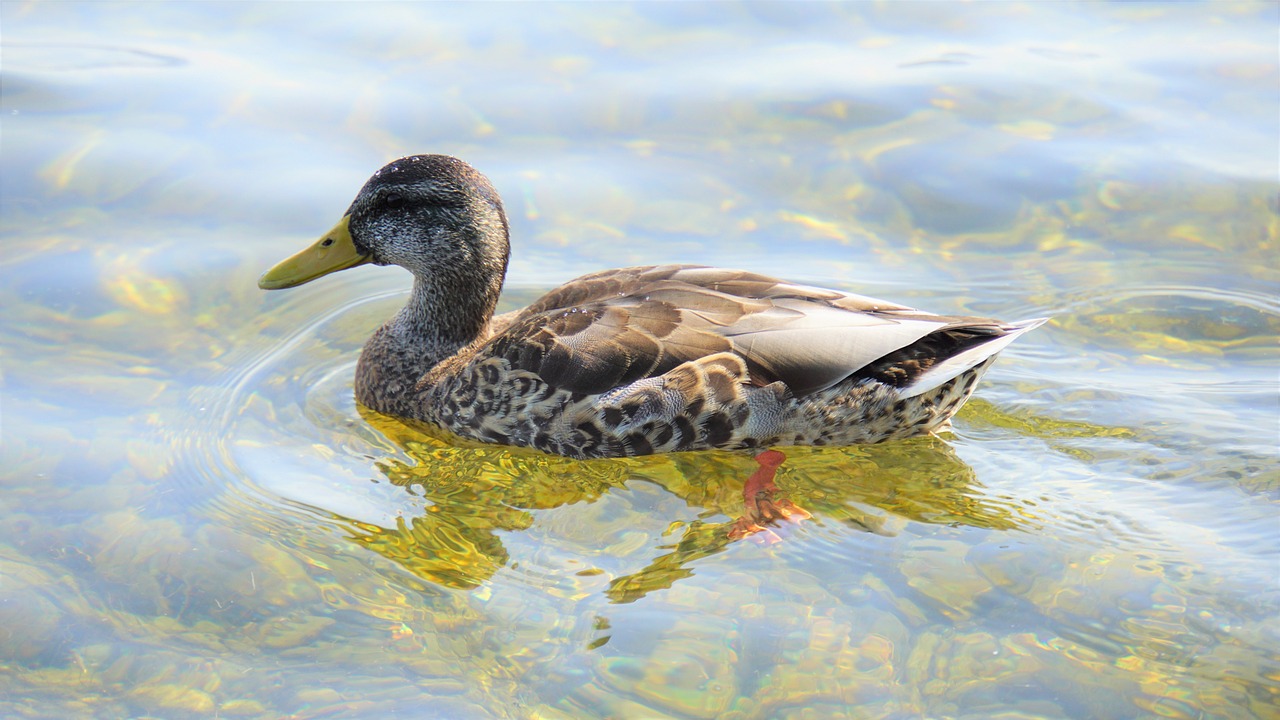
[260,155,1044,460]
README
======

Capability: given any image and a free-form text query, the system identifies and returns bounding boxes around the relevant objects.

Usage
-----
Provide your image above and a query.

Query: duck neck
[355,269,503,417]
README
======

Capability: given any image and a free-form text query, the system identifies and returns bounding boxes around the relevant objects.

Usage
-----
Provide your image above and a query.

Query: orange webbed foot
[728,450,812,542]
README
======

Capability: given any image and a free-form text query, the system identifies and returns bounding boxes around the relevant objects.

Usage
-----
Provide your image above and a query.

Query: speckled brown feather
[399,264,1042,458]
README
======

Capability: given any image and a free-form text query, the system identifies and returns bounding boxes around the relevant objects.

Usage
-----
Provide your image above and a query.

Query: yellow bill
[258,215,372,290]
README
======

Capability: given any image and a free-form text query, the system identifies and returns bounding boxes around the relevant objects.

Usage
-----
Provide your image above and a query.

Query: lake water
[2,2,1277,718]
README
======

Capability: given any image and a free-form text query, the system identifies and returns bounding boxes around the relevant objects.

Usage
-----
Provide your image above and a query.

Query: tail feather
[897,318,1047,399]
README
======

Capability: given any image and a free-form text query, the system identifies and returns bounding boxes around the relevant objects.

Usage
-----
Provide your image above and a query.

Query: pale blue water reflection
[2,2,1277,718]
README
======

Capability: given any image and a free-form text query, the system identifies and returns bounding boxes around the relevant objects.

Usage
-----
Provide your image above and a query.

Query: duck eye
[383,192,406,208]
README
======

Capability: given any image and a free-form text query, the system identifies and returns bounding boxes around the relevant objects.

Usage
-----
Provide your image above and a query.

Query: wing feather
[485,265,1027,398]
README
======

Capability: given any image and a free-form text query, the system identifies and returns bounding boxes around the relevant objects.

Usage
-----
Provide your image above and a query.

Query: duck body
[261,155,1044,459]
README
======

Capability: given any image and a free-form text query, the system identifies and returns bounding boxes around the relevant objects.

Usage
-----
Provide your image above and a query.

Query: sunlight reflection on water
[2,1,1278,718]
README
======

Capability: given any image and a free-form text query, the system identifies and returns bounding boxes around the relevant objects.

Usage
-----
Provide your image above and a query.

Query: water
[2,2,1277,718]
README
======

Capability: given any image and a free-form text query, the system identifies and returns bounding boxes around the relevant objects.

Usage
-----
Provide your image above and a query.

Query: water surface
[2,2,1277,718]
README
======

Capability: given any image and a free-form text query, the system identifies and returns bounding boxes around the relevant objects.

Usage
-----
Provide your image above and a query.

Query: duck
[259,154,1045,460]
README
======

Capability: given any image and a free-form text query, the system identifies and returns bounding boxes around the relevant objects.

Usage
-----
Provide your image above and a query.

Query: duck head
[258,154,510,292]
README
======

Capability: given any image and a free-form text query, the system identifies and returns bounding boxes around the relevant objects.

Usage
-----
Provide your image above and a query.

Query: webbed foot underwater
[260,155,1045,459]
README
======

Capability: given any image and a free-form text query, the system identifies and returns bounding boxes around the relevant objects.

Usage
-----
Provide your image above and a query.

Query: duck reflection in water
[340,407,1028,604]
